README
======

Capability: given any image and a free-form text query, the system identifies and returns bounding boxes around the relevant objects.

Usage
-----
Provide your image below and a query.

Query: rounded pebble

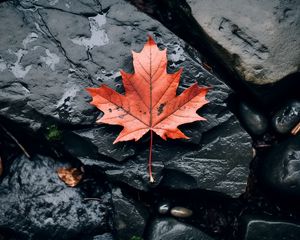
[170,206,193,218]
[158,203,170,215]
[239,102,268,135]
[272,100,300,134]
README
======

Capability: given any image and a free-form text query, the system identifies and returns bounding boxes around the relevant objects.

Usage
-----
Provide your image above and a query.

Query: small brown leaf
[57,167,83,187]
[0,157,3,177]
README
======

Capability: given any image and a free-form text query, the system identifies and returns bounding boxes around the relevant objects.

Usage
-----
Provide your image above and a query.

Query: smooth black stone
[0,155,110,239]
[239,101,268,135]
[148,218,214,240]
[258,134,300,197]
[272,100,300,134]
[241,216,300,240]
[111,188,149,240]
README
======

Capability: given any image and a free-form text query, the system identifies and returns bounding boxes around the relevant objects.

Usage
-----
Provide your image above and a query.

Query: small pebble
[272,100,300,134]
[239,102,268,135]
[170,206,193,218]
[158,203,170,215]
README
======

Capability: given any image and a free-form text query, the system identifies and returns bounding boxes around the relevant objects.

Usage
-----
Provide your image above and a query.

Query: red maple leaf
[87,36,209,182]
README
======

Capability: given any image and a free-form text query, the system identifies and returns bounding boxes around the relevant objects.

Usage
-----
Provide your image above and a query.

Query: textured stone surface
[91,233,114,240]
[272,100,300,134]
[71,126,136,162]
[0,155,110,239]
[111,188,149,240]
[148,218,214,240]
[0,0,252,198]
[186,0,300,84]
[241,216,300,240]
[258,134,300,197]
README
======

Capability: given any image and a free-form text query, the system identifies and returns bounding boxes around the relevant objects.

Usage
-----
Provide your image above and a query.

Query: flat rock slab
[241,216,300,240]
[0,155,110,239]
[0,0,252,197]
[186,0,300,84]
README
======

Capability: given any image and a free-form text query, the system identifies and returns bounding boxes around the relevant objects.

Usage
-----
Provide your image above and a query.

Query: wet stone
[170,206,193,218]
[0,0,252,198]
[184,0,300,85]
[158,202,170,215]
[239,101,268,135]
[272,100,300,134]
[241,215,300,240]
[0,154,111,239]
[111,188,149,240]
[64,126,136,162]
[258,134,300,198]
[148,218,214,240]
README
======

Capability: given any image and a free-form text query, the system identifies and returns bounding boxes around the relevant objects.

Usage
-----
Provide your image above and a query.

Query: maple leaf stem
[148,129,155,183]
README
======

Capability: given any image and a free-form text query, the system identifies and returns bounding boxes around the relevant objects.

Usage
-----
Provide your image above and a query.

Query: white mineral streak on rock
[0,59,6,71]
[56,84,80,109]
[71,14,109,49]
[40,49,60,71]
[22,32,38,49]
[49,0,59,6]
[8,49,32,78]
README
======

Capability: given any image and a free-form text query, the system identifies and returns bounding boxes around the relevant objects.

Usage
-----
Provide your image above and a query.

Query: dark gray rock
[0,154,110,240]
[239,102,268,135]
[0,2,98,131]
[185,0,300,84]
[241,216,300,240]
[159,116,251,197]
[71,126,136,162]
[74,0,251,197]
[111,188,149,240]
[258,134,300,197]
[272,100,300,134]
[148,218,214,240]
[0,0,252,197]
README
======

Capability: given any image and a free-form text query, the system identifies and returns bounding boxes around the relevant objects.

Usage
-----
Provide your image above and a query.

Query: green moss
[46,125,62,141]
[129,236,143,240]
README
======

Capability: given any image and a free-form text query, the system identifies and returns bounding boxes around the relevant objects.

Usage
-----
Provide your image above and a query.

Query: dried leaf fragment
[57,167,83,187]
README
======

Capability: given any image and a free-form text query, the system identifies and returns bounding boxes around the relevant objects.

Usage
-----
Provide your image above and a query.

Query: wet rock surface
[258,134,300,198]
[0,154,111,240]
[0,0,254,197]
[184,0,300,85]
[0,0,299,239]
[272,100,300,134]
[241,216,300,240]
[148,218,214,240]
[111,188,149,240]
[238,102,268,136]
